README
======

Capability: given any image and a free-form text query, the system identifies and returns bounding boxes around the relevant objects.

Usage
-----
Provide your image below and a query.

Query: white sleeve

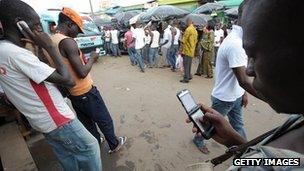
[11,49,56,84]
[228,46,248,68]
[163,31,169,41]
[132,31,137,39]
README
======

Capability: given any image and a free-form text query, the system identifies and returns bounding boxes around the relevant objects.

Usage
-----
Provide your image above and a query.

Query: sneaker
[108,136,127,154]
[180,79,189,83]
[100,137,105,144]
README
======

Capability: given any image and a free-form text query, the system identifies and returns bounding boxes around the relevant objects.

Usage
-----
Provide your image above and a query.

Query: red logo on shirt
[0,67,6,75]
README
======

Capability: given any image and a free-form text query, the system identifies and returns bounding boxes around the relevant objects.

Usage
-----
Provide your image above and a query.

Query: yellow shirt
[181,24,198,58]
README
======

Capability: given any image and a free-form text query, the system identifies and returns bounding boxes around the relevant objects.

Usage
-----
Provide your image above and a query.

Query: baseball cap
[61,7,84,33]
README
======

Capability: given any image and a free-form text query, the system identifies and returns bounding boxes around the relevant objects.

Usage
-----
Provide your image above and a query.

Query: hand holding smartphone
[177,89,215,139]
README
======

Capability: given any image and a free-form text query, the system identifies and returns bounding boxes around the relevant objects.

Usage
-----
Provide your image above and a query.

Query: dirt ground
[28,56,289,171]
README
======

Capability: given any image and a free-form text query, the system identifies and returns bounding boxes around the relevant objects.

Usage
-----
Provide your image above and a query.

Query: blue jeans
[44,119,102,171]
[69,86,119,150]
[105,42,111,55]
[168,45,178,69]
[127,47,136,65]
[135,48,145,71]
[193,96,246,148]
[111,43,120,57]
[149,47,158,66]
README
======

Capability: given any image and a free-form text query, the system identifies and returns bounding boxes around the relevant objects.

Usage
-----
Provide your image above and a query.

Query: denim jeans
[149,47,158,66]
[193,96,246,148]
[135,48,145,71]
[168,45,179,69]
[127,46,136,65]
[142,44,150,63]
[69,86,119,150]
[44,119,102,171]
[111,43,120,57]
[105,42,111,55]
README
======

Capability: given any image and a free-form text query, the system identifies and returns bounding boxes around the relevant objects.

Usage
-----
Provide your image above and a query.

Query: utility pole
[89,0,95,20]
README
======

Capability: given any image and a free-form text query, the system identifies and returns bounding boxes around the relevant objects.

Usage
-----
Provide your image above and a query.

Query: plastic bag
[176,53,184,71]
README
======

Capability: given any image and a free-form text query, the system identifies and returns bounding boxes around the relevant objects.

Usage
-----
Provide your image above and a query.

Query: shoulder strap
[210,127,278,166]
[211,115,303,166]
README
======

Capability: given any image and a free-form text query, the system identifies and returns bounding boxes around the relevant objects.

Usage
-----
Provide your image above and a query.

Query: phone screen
[179,91,196,113]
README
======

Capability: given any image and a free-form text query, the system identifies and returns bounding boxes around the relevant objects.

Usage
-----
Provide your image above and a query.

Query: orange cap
[61,7,84,33]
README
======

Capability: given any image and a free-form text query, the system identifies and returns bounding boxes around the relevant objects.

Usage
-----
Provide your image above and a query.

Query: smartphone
[177,89,215,139]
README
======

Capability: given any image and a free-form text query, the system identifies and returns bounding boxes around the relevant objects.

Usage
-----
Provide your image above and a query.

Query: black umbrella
[140,5,189,21]
[181,14,212,27]
[224,7,238,18]
[113,11,139,24]
[192,3,225,14]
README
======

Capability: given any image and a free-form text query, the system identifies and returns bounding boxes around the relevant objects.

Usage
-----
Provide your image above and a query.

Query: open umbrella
[224,7,238,18]
[192,3,225,14]
[181,14,212,27]
[129,12,146,25]
[140,5,189,22]
[113,11,139,24]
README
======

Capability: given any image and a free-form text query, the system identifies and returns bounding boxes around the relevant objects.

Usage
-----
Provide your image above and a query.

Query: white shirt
[105,30,111,42]
[133,28,145,50]
[0,40,75,133]
[162,25,172,48]
[214,29,224,47]
[144,34,151,45]
[173,27,181,45]
[110,29,119,44]
[150,30,160,48]
[211,25,248,102]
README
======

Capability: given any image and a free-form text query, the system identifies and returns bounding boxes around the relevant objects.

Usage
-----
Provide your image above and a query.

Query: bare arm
[59,38,98,79]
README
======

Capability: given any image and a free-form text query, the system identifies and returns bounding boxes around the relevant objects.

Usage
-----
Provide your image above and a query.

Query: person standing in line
[213,23,224,66]
[158,22,172,68]
[180,18,198,83]
[0,1,101,170]
[104,27,112,56]
[50,7,127,154]
[142,28,151,64]
[168,21,181,72]
[110,27,120,57]
[124,25,136,66]
[132,21,146,72]
[201,22,215,78]
[148,25,160,68]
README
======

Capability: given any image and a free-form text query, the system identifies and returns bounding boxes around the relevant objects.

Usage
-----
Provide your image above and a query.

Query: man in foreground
[187,0,304,170]
[0,0,101,170]
[51,7,127,154]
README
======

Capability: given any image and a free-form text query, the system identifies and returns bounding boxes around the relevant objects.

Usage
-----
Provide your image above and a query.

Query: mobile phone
[177,89,215,139]
[16,20,30,38]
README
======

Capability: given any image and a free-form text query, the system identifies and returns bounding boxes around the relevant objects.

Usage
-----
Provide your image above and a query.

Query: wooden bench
[0,122,37,171]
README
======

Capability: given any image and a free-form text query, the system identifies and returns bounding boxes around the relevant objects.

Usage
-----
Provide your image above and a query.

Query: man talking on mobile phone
[49,7,127,154]
[0,0,101,170]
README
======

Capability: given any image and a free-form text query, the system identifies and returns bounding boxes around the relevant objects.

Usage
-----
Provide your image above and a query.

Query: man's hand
[90,51,99,63]
[242,92,248,108]
[186,104,246,147]
[20,22,54,50]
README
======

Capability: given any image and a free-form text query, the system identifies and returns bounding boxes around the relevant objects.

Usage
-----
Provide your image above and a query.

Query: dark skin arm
[20,24,75,88]
[232,66,260,100]
[59,38,98,79]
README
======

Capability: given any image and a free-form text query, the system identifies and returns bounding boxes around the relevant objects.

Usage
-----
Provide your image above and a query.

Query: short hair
[0,0,37,31]
[206,20,215,31]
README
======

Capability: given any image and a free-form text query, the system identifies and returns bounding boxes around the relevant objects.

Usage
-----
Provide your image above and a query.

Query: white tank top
[150,31,160,48]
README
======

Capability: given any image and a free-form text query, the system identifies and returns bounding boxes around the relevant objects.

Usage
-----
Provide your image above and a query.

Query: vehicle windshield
[82,21,101,35]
